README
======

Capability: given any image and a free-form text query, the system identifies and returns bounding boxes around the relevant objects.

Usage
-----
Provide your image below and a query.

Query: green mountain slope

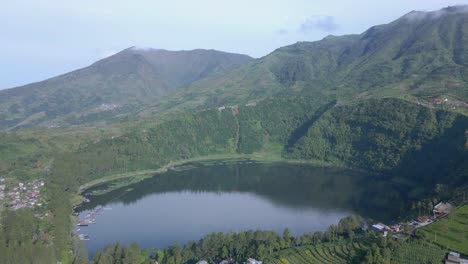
[51,96,466,189]
[154,6,468,114]
[286,98,468,185]
[0,48,252,129]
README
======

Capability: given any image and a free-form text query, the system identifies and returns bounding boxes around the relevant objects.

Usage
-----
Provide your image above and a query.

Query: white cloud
[300,16,339,32]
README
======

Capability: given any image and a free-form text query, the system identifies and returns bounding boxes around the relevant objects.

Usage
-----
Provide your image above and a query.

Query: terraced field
[273,242,366,264]
[273,240,446,264]
[391,241,446,264]
[416,205,468,255]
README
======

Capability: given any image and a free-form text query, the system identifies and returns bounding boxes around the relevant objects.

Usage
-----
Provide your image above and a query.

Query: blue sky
[1,0,467,89]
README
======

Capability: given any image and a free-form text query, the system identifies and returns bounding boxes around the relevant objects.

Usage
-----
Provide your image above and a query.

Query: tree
[256,244,268,260]
[221,245,229,260]
[348,229,355,243]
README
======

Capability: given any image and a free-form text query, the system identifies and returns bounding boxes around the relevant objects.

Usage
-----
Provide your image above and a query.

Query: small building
[218,106,226,112]
[196,261,208,264]
[417,216,431,224]
[434,202,453,214]
[446,251,468,264]
[372,223,389,233]
[389,224,401,232]
[245,102,257,107]
[246,259,262,264]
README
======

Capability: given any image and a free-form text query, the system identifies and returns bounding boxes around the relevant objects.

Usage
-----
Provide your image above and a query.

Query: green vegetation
[0,209,55,263]
[0,49,252,129]
[391,241,446,264]
[274,242,366,264]
[1,94,466,263]
[2,7,468,130]
[89,216,366,264]
[0,6,467,263]
[275,240,446,264]
[49,95,332,185]
[416,205,468,255]
[0,126,118,180]
[52,96,468,191]
[161,7,468,116]
[286,98,468,186]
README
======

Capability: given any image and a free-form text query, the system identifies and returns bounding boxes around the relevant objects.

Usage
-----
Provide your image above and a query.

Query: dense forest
[50,96,467,188]
[286,98,468,185]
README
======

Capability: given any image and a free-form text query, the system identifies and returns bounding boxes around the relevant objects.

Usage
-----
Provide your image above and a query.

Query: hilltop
[147,6,468,114]
[0,48,252,129]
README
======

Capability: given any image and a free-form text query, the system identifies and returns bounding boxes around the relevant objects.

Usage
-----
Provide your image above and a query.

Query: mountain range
[0,48,252,129]
[0,6,467,130]
[158,6,468,112]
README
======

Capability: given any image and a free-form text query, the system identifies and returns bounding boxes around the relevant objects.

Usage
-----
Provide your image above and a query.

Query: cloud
[403,5,468,22]
[274,28,289,35]
[102,50,119,58]
[299,15,338,32]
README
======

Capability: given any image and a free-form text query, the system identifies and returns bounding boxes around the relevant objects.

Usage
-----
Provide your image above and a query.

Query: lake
[76,161,408,257]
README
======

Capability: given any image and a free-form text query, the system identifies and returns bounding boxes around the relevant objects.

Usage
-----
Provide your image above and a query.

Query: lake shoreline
[76,154,339,202]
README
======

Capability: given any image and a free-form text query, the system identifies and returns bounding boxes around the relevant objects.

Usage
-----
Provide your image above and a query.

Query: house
[434,202,453,214]
[246,258,262,264]
[371,223,389,233]
[417,216,432,225]
[446,251,468,264]
[389,224,401,232]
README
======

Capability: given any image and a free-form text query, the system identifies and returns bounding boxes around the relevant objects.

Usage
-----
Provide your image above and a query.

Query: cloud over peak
[300,15,338,33]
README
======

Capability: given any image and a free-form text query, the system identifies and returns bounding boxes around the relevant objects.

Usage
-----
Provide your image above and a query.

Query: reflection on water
[77,161,408,257]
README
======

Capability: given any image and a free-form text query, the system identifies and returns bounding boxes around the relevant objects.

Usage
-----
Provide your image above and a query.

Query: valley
[0,5,467,264]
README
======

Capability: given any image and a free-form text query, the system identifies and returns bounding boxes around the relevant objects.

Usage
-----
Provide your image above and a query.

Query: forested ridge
[52,96,468,187]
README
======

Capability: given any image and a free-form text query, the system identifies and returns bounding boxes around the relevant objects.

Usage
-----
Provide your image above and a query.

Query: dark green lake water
[77,161,407,257]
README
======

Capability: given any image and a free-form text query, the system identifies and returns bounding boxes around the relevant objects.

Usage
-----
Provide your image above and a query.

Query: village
[371,201,468,264]
[0,178,46,211]
[371,201,453,237]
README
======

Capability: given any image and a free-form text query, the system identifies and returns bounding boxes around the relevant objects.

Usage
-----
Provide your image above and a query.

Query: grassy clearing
[416,204,468,255]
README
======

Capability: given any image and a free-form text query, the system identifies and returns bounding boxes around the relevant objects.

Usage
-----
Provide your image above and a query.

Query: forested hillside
[52,96,332,184]
[48,96,467,188]
[0,48,252,130]
[152,6,468,114]
[286,98,468,185]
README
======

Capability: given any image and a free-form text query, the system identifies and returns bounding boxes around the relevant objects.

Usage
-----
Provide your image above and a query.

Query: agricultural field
[273,240,447,264]
[416,204,468,255]
[391,241,446,264]
[273,242,366,264]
